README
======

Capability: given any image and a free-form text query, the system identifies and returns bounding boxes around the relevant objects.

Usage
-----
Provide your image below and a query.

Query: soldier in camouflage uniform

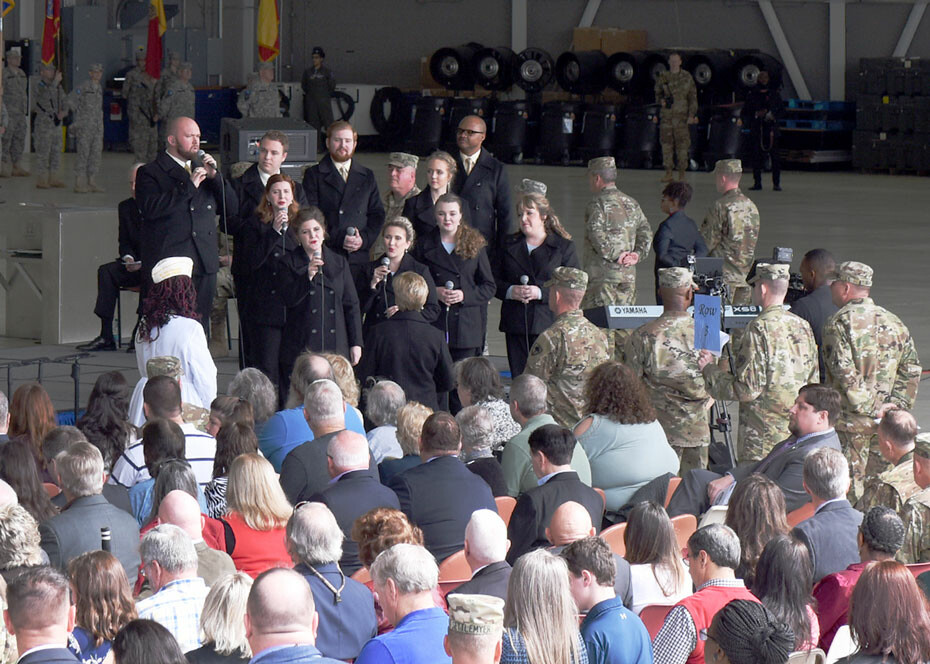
[31,63,67,189]
[158,62,195,149]
[525,267,610,428]
[210,230,234,358]
[822,261,921,500]
[581,156,652,358]
[899,434,930,564]
[698,263,818,462]
[626,267,712,474]
[237,62,281,119]
[155,51,181,109]
[371,152,421,258]
[124,52,158,164]
[68,63,105,193]
[2,49,29,177]
[654,52,698,183]
[856,409,921,514]
[700,159,760,305]
[145,356,210,433]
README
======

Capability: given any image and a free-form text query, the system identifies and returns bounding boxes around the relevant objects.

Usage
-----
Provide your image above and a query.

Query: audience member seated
[0,439,58,522]
[389,412,497,562]
[258,353,365,472]
[704,600,795,664]
[667,384,841,518]
[0,574,16,664]
[364,381,406,463]
[445,594,504,664]
[220,454,292,578]
[452,509,512,601]
[651,524,758,664]
[205,397,253,439]
[136,524,210,652]
[139,459,208,529]
[562,537,652,664]
[244,568,345,664]
[356,543,451,664]
[752,534,819,651]
[39,442,141,581]
[454,358,521,452]
[724,474,789,588]
[158,490,235,588]
[0,390,10,445]
[112,619,187,664]
[76,372,136,474]
[813,505,905,652]
[855,408,920,513]
[226,368,277,445]
[5,566,81,664]
[205,423,258,519]
[506,425,603,565]
[842,561,930,664]
[67,551,137,664]
[185,572,253,664]
[127,356,212,436]
[501,549,588,664]
[286,502,377,660]
[128,420,186,524]
[623,501,691,615]
[379,402,431,484]
[307,431,400,574]
[44,427,131,515]
[457,406,507,496]
[573,362,678,512]
[501,374,591,498]
[8,382,57,483]
[0,479,16,507]
[0,504,45,583]
[792,447,863,583]
[324,353,363,413]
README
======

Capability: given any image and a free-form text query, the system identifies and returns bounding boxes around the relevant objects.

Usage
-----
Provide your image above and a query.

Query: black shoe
[76,335,117,352]
[749,184,762,191]
[773,185,782,191]
[126,339,136,353]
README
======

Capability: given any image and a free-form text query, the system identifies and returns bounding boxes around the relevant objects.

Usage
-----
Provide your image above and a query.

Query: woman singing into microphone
[279,207,362,398]
[402,150,456,240]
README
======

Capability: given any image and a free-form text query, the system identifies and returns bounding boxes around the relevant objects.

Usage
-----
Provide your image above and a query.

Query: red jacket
[813,561,867,652]
[678,584,759,664]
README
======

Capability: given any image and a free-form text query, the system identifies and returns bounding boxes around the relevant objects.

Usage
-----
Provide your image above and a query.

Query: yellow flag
[257,0,279,62]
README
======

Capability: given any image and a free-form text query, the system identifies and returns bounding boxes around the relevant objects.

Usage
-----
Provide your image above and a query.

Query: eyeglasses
[456,128,485,137]
[698,628,715,643]
[681,547,691,567]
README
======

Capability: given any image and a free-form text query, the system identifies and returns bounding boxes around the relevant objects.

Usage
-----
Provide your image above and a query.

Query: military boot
[209,309,229,358]
[661,169,674,183]
[49,175,66,188]
[74,176,89,193]
[0,160,11,177]
[88,177,105,193]
[35,174,50,189]
[11,163,29,177]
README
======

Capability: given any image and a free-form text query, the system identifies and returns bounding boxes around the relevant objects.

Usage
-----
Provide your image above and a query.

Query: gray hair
[287,353,335,408]
[456,406,494,452]
[56,442,104,498]
[200,572,253,657]
[370,543,438,594]
[286,502,343,565]
[303,379,344,424]
[228,368,277,424]
[510,374,547,417]
[802,447,849,500]
[590,166,617,183]
[364,380,406,427]
[465,509,508,565]
[0,504,44,569]
[687,523,741,570]
[140,523,199,572]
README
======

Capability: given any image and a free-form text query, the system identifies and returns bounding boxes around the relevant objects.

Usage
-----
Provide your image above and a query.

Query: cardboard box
[420,56,440,89]
[573,27,603,52]
[601,28,647,54]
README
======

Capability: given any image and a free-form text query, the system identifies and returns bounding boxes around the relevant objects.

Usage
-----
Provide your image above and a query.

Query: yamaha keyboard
[583,305,772,330]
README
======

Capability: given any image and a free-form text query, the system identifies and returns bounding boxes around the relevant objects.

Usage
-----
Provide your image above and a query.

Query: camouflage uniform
[856,450,921,515]
[900,436,930,564]
[2,56,28,176]
[146,355,210,433]
[67,65,105,192]
[654,68,697,177]
[210,231,235,357]
[157,67,194,147]
[525,268,610,428]
[822,262,921,499]
[370,153,421,258]
[124,61,158,164]
[31,70,66,186]
[701,160,760,304]
[237,72,281,118]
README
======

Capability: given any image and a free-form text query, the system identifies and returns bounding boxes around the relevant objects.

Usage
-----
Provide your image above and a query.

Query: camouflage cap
[387,152,419,170]
[587,156,615,171]
[658,267,695,289]
[914,433,930,459]
[447,594,504,635]
[830,261,873,288]
[6,49,21,59]
[180,61,193,71]
[89,63,104,73]
[714,159,742,175]
[749,262,790,284]
[544,266,588,291]
[517,178,547,196]
[146,356,184,379]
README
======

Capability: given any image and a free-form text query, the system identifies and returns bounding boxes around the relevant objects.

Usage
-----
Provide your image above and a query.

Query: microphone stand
[444,280,454,345]
[520,275,530,359]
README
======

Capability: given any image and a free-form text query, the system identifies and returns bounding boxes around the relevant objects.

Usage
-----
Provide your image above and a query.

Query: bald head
[0,479,17,507]
[546,501,595,546]
[166,117,201,162]
[157,490,203,541]
[247,568,318,649]
[327,430,370,475]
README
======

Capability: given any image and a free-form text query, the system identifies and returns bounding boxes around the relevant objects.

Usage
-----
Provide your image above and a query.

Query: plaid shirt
[136,577,209,653]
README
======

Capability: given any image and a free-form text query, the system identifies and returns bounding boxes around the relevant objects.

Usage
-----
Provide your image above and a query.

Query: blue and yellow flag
[1,1,15,18]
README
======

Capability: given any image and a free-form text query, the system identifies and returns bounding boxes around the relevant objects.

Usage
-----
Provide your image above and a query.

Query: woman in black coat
[497,182,580,376]
[279,207,363,395]
[401,150,456,240]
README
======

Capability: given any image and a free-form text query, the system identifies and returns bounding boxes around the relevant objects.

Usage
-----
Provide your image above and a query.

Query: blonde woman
[403,150,457,239]
[378,402,433,484]
[186,572,253,664]
[221,453,293,578]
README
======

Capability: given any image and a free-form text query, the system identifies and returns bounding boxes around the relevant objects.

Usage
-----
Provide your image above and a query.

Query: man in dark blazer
[506,425,604,565]
[452,509,512,601]
[792,446,864,582]
[667,384,842,518]
[301,120,385,281]
[388,412,497,563]
[5,566,80,664]
[790,248,839,382]
[38,442,141,583]
[135,116,238,331]
[308,430,399,574]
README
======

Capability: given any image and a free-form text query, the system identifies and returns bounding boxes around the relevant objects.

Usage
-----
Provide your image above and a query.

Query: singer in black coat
[402,187,440,241]
[356,253,440,339]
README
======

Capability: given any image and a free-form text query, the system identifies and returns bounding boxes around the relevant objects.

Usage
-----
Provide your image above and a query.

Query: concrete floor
[0,149,927,425]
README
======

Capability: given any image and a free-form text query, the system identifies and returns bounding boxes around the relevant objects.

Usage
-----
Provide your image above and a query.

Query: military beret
[830,261,873,288]
[387,152,419,170]
[447,594,504,635]
[517,178,547,196]
[89,63,104,73]
[915,433,930,459]
[258,61,275,71]
[749,263,790,284]
[714,159,742,174]
[313,47,326,58]
[658,267,695,289]
[587,156,615,171]
[146,356,184,379]
[544,266,588,291]
[151,256,193,284]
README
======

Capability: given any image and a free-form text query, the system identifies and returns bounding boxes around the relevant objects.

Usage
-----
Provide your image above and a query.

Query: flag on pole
[1,1,15,18]
[40,0,61,65]
[145,0,167,78]
[257,0,279,62]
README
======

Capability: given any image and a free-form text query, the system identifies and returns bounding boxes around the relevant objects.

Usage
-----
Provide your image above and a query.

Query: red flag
[40,0,61,65]
[257,0,279,62]
[145,0,167,78]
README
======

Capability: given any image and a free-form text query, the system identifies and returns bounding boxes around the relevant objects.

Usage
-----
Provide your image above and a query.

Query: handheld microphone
[313,249,322,259]
[381,256,391,267]
[277,202,289,232]
[346,227,357,237]
[443,281,454,344]
[445,280,454,290]
[520,275,529,285]
[380,257,391,311]
[519,276,530,356]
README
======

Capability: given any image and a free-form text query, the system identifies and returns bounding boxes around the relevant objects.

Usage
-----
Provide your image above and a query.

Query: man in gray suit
[667,384,842,517]
[38,442,141,581]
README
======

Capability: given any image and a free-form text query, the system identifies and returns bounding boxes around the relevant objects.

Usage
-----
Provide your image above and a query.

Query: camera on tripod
[687,256,729,298]
[746,247,806,304]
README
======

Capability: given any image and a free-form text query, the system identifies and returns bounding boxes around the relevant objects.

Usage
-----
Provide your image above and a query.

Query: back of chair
[438,549,472,582]
[42,482,61,498]
[698,505,728,528]
[639,603,674,639]
[351,567,371,584]
[788,649,826,664]
[601,522,627,557]
[665,476,682,508]
[907,562,930,577]
[495,496,517,527]
[594,487,606,510]
[787,501,817,528]
[672,514,698,553]
[825,625,857,664]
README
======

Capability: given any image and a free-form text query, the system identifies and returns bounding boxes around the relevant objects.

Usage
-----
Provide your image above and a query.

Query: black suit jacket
[652,211,708,272]
[496,232,580,335]
[117,197,144,260]
[791,285,839,382]
[506,472,604,565]
[356,253,440,336]
[301,155,385,268]
[19,648,80,664]
[388,454,497,562]
[792,499,863,583]
[402,188,439,241]
[452,149,512,262]
[309,469,400,574]
[452,560,512,601]
[135,151,237,277]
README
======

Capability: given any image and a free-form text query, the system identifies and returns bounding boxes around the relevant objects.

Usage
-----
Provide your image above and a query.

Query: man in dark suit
[793,446,864,582]
[452,509,512,601]
[667,384,842,517]
[790,248,839,382]
[38,442,141,583]
[77,162,146,351]
[135,116,238,331]
[301,120,385,281]
[389,412,497,562]
[506,425,604,565]
[309,430,399,574]
[4,567,80,664]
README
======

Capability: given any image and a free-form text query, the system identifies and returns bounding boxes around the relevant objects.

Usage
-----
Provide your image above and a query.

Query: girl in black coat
[401,150,456,240]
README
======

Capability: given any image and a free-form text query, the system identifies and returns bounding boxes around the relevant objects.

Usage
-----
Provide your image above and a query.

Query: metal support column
[578,0,603,28]
[757,0,812,100]
[829,0,846,101]
[511,0,527,53]
[893,1,928,57]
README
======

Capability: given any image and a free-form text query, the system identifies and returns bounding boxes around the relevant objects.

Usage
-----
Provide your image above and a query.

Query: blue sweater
[258,404,365,472]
